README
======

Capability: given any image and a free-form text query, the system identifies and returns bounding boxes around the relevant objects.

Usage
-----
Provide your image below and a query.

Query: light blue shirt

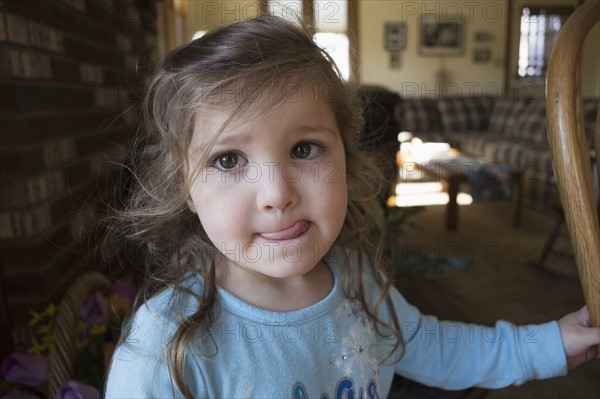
[104,248,567,398]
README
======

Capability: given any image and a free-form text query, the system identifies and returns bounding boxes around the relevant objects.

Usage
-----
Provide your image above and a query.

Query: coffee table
[412,155,475,231]
[394,139,494,231]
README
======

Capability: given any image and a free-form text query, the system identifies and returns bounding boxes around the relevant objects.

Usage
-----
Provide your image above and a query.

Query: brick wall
[0,0,157,333]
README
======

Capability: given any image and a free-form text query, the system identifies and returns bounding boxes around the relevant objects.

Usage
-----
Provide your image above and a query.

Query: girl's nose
[256,164,298,212]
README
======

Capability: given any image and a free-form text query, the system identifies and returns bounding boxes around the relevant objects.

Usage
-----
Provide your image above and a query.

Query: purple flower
[0,353,47,386]
[80,291,109,325]
[56,380,99,399]
[113,279,137,309]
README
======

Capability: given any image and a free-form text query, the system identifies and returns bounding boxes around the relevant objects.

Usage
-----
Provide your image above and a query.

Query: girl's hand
[558,306,600,369]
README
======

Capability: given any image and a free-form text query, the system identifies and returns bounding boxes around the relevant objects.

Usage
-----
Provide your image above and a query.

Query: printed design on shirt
[284,297,386,399]
[328,325,377,378]
[290,299,382,398]
[330,299,380,377]
[341,298,371,329]
[292,378,380,399]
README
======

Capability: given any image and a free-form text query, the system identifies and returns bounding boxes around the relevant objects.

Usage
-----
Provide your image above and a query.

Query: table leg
[447,177,460,231]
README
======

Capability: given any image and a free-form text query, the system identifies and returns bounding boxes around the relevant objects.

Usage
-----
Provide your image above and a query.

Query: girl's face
[188,88,348,291]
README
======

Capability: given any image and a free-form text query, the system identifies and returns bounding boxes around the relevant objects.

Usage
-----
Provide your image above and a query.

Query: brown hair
[111,15,402,397]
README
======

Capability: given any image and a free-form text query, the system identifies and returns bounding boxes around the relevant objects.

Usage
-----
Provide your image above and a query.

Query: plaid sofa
[398,98,443,141]
[438,98,598,181]
[399,96,598,182]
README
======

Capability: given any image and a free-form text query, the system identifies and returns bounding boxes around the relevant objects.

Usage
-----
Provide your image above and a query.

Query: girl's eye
[292,142,322,159]
[214,152,247,171]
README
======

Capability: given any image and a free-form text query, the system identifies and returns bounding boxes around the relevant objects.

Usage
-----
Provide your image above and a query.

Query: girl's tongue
[259,221,309,241]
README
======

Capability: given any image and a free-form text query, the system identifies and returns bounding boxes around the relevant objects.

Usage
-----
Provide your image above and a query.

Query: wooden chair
[47,271,111,399]
[545,0,600,326]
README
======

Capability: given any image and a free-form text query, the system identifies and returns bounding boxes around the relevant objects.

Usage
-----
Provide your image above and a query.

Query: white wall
[581,22,600,98]
[358,0,508,98]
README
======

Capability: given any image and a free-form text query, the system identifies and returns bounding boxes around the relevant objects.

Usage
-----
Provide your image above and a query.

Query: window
[517,6,573,79]
[313,32,350,80]
[266,0,351,80]
[191,30,207,40]
[313,0,349,80]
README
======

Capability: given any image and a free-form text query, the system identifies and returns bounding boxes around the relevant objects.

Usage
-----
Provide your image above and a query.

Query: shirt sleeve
[388,287,568,389]
[103,293,208,398]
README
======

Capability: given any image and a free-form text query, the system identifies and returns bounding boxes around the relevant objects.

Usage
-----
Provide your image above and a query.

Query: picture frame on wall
[384,22,406,52]
[473,48,492,63]
[420,14,463,56]
[474,31,493,43]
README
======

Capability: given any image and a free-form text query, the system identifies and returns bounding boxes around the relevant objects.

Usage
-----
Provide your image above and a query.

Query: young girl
[104,16,599,398]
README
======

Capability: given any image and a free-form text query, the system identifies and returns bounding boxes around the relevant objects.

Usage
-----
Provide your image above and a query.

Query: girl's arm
[387,287,570,389]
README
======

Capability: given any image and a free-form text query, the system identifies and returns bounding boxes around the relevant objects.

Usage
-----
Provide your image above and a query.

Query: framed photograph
[474,31,493,43]
[473,48,492,63]
[420,14,463,56]
[384,22,406,52]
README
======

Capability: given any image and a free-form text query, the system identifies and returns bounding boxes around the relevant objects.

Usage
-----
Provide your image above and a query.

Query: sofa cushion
[459,134,555,180]
[511,101,548,145]
[457,133,497,158]
[445,129,487,151]
[522,144,555,180]
[437,97,495,133]
[488,98,529,136]
[399,98,441,134]
[490,141,528,170]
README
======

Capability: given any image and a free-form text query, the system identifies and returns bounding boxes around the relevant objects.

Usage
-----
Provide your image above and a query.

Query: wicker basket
[46,271,110,398]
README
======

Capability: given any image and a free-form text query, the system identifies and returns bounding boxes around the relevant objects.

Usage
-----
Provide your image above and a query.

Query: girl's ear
[187,196,198,214]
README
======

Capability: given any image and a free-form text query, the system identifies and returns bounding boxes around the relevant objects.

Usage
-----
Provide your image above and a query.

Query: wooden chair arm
[546,0,600,326]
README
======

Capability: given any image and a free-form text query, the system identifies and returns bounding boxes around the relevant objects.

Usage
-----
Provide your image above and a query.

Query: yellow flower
[75,337,89,351]
[43,303,57,317]
[38,322,53,337]
[90,324,107,336]
[28,337,47,355]
[28,310,42,326]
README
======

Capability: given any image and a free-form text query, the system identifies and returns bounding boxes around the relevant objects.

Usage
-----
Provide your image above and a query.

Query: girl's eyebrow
[293,125,339,136]
[211,129,253,148]
[212,124,338,148]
